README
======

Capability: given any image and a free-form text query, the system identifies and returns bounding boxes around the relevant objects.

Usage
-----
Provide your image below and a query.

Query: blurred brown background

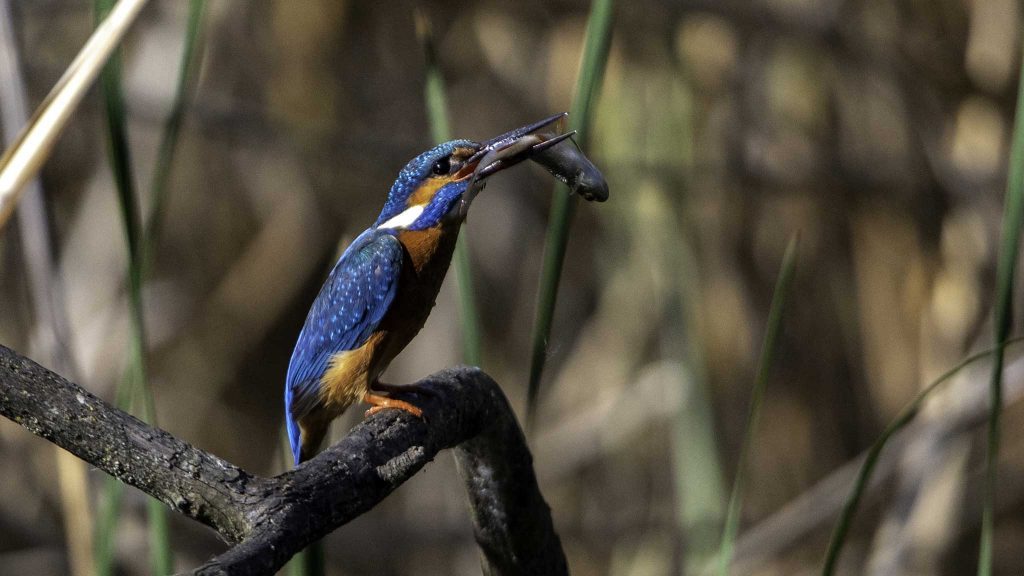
[2,0,1024,574]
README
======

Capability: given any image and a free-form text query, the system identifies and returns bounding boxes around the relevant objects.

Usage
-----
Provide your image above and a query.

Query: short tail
[284,382,304,466]
[285,411,303,466]
[287,407,330,465]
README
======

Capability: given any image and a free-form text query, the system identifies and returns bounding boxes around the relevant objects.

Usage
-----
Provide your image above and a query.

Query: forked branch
[0,345,567,575]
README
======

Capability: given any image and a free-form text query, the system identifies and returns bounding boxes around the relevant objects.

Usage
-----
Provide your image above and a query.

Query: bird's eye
[431,157,451,176]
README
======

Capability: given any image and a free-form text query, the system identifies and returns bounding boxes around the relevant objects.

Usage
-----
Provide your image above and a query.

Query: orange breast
[371,223,461,376]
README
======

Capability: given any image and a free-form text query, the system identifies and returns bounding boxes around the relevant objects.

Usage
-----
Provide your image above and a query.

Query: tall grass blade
[92,2,206,572]
[143,0,206,269]
[821,336,1024,575]
[92,0,172,573]
[977,44,1024,576]
[0,0,149,230]
[94,0,142,271]
[717,234,799,576]
[526,0,615,426]
[667,220,727,574]
[415,9,482,366]
[94,477,124,576]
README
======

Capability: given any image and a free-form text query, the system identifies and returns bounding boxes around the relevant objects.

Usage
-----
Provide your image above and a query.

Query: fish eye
[431,157,451,176]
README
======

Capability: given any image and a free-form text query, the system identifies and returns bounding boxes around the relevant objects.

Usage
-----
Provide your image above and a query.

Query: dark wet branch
[0,345,567,576]
[0,345,265,541]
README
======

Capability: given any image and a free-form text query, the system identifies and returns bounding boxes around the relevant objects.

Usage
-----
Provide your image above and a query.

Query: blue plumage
[409,181,469,231]
[375,140,474,225]
[284,229,403,463]
[285,140,480,466]
[284,116,573,465]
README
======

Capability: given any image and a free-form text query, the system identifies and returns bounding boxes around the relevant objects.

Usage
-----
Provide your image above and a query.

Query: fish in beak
[458,113,609,218]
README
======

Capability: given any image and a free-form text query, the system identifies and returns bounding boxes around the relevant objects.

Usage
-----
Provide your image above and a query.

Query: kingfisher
[284,114,584,465]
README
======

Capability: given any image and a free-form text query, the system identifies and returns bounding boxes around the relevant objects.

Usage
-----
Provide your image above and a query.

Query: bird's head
[374,113,572,231]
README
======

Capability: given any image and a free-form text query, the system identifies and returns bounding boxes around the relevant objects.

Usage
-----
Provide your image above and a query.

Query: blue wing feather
[284,229,404,462]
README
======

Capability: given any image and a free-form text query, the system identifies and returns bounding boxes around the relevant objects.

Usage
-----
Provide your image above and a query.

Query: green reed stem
[717,234,798,576]
[416,8,482,366]
[977,43,1024,576]
[93,1,207,573]
[143,0,206,271]
[526,0,614,428]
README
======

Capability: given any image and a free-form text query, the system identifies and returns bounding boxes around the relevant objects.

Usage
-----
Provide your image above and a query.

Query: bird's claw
[362,391,426,420]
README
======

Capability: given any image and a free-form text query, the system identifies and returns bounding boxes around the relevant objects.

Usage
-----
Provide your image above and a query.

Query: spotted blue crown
[374,139,476,229]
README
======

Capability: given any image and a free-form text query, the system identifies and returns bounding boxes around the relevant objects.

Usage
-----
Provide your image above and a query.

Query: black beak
[467,113,576,181]
[456,112,608,218]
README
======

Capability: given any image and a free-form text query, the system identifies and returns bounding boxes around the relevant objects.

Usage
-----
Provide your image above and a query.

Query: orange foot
[362,391,424,419]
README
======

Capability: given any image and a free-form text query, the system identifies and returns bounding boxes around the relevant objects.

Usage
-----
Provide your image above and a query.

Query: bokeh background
[2,0,1024,574]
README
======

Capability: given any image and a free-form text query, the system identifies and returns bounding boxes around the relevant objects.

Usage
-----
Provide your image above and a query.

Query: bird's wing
[284,230,404,431]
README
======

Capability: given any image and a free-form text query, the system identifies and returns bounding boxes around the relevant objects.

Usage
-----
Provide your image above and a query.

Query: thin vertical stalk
[93,0,171,573]
[143,0,206,270]
[668,222,726,574]
[416,8,482,366]
[977,43,1024,576]
[94,478,125,576]
[526,0,615,427]
[717,235,799,575]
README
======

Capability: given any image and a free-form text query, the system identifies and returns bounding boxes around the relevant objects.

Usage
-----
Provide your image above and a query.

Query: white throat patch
[377,204,425,230]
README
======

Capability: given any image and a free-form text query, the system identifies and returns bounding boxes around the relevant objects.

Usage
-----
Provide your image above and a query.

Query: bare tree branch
[0,344,567,575]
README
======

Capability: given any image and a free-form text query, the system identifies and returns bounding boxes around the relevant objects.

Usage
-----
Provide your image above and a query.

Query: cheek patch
[408,178,445,205]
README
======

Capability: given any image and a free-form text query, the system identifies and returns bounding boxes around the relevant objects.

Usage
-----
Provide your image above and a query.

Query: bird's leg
[362,392,424,418]
[363,380,437,418]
